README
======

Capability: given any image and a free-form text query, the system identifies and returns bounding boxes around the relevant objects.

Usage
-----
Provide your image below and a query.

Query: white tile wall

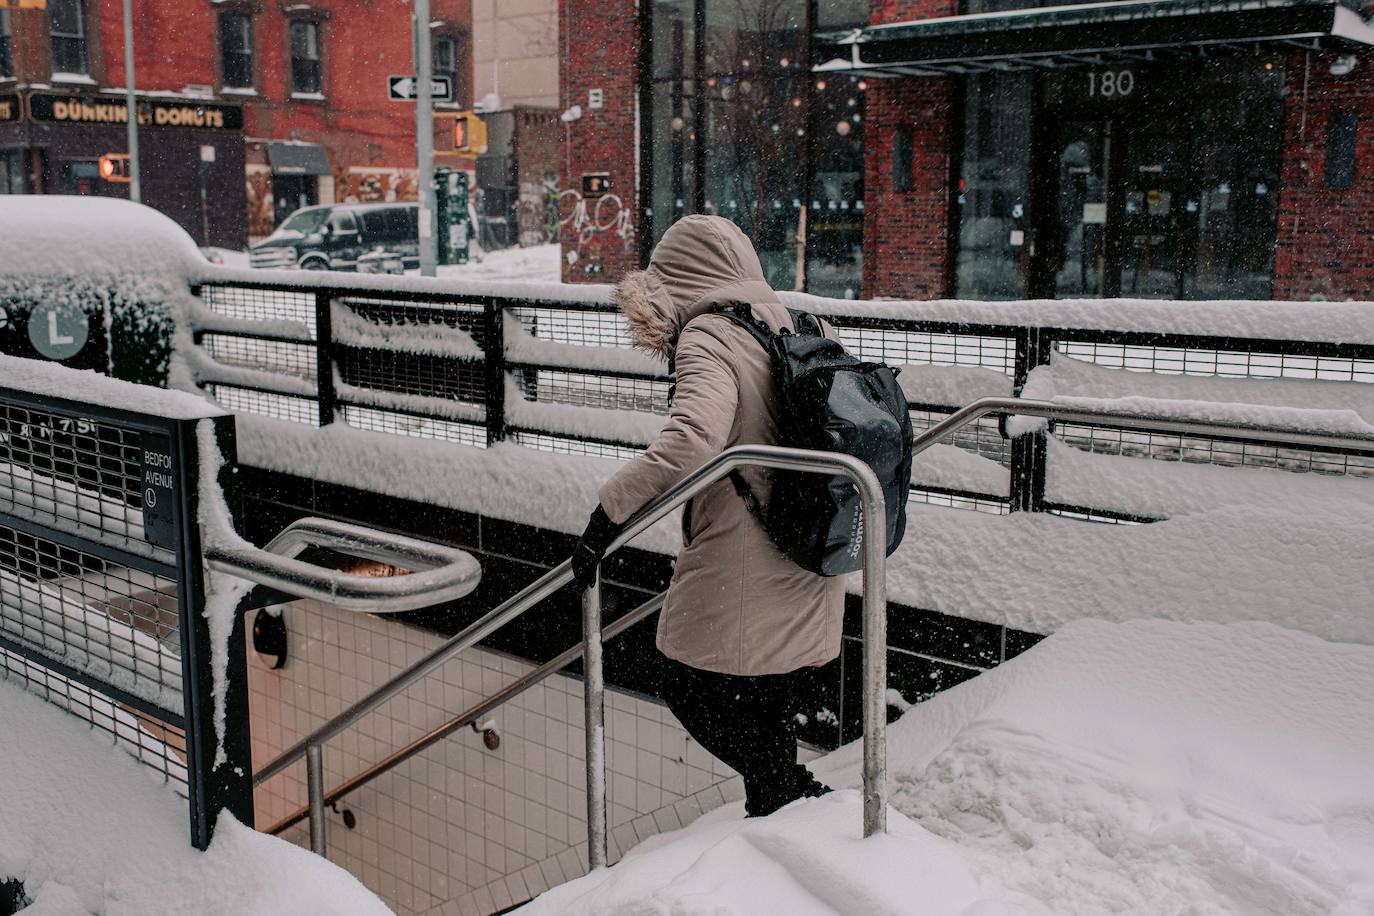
[247,598,744,915]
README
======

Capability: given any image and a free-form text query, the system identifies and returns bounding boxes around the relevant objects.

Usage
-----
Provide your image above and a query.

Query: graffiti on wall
[557,189,633,268]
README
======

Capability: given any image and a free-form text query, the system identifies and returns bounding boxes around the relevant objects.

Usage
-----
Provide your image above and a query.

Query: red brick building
[0,0,473,246]
[560,0,1374,302]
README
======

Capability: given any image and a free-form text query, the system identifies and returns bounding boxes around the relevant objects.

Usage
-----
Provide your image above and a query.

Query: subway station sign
[26,93,243,130]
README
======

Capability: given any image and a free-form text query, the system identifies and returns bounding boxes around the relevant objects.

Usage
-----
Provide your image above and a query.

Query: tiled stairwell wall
[247,598,745,915]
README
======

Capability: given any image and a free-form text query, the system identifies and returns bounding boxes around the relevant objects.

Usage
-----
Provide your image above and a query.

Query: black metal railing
[187,274,1374,527]
[0,372,253,850]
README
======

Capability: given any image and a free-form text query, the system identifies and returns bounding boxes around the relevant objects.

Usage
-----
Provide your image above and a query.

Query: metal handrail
[206,517,483,613]
[244,398,1374,866]
[249,444,891,859]
[262,591,667,837]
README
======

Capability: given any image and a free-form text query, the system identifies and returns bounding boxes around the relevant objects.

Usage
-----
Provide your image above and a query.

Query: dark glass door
[1116,122,1193,299]
[1047,118,1112,298]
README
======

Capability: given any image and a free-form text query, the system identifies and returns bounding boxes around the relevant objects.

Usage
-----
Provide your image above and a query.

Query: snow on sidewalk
[0,675,391,916]
[520,619,1374,915]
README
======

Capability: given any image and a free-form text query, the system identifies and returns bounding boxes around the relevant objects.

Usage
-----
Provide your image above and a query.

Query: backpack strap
[786,308,823,338]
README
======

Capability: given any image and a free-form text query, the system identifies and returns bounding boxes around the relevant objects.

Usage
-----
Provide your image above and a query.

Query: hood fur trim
[616,269,675,359]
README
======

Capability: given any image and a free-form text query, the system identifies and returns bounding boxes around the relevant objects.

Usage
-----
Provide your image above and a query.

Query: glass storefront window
[0,151,25,194]
[647,0,865,295]
[955,73,1032,300]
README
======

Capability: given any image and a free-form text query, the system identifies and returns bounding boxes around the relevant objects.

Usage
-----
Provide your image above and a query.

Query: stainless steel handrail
[249,444,891,858]
[205,516,483,612]
[262,592,668,837]
[245,398,1374,864]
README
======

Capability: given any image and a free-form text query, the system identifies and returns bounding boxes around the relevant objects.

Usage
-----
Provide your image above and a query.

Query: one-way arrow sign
[387,75,453,102]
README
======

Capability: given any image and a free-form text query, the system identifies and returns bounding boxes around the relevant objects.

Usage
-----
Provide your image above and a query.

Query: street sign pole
[123,0,141,203]
[414,0,436,277]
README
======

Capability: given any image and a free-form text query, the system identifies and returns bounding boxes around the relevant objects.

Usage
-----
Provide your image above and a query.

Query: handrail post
[583,570,608,869]
[857,472,889,838]
[307,742,327,855]
[315,292,337,427]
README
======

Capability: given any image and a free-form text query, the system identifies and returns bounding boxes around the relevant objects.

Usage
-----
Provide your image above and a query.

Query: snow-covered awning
[815,0,1374,77]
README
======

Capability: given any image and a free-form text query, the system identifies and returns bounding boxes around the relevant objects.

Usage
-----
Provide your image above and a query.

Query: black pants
[659,653,820,817]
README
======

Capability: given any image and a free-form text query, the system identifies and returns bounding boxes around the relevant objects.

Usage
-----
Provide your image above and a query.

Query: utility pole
[414,0,436,276]
[123,0,141,202]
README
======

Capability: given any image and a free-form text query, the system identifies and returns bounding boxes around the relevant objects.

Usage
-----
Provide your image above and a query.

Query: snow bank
[0,674,390,915]
[881,499,1374,645]
[525,618,1374,915]
[0,353,221,421]
[0,196,203,285]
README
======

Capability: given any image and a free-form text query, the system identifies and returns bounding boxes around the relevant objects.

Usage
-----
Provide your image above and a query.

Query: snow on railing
[180,272,1374,526]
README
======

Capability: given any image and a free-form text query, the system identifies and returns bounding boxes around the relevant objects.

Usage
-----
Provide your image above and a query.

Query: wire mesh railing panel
[203,334,317,381]
[335,348,486,403]
[908,490,1011,515]
[199,285,317,335]
[1054,422,1374,477]
[910,409,1009,465]
[337,297,486,336]
[511,306,630,348]
[341,405,487,448]
[0,644,188,788]
[0,400,150,548]
[510,432,644,461]
[0,522,183,713]
[834,326,1018,377]
[517,371,672,415]
[1056,341,1374,383]
[207,386,320,426]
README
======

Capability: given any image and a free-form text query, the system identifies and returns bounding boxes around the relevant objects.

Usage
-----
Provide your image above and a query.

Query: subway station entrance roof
[815,0,1374,77]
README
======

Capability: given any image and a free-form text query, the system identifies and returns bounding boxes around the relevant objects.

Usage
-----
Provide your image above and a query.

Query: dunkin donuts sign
[26,93,243,130]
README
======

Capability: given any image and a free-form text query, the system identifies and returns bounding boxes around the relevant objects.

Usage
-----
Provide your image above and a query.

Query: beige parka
[598,215,845,676]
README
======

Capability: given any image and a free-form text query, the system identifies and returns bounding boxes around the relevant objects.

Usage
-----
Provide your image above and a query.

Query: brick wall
[1274,50,1374,300]
[559,0,640,283]
[862,77,955,300]
[862,0,957,299]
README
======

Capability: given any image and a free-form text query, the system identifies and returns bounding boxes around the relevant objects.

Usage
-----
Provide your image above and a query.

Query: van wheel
[300,257,329,271]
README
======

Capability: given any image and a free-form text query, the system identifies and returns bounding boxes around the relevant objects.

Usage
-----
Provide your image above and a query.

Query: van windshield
[278,209,329,235]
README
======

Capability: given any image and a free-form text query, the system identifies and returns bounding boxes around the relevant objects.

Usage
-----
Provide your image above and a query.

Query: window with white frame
[219,12,254,90]
[290,20,322,95]
[49,0,89,76]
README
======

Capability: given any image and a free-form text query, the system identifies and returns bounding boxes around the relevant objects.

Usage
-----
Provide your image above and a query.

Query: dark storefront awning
[816,0,1374,77]
[266,141,331,176]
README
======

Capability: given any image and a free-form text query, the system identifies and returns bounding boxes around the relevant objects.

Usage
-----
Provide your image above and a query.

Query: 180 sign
[1087,70,1136,98]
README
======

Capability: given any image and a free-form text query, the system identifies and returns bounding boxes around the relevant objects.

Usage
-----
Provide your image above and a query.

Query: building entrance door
[1030,73,1198,300]
[271,174,318,228]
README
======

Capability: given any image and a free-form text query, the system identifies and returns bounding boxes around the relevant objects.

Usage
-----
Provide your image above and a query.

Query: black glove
[571,505,619,590]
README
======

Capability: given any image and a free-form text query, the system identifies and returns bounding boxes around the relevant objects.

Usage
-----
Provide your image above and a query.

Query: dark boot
[744,767,833,817]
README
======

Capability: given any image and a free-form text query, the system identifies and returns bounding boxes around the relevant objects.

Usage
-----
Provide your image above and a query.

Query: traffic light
[98,154,132,183]
[452,112,488,155]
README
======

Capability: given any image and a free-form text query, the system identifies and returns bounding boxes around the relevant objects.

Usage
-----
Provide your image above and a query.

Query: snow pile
[522,619,1374,915]
[0,353,220,421]
[0,197,204,286]
[1015,355,1374,437]
[432,242,562,284]
[0,673,390,915]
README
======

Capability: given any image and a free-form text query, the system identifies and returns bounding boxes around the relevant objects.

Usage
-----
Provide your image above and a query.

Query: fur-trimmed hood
[616,215,780,359]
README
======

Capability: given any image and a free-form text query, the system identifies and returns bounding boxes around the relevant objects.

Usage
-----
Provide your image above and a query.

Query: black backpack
[712,304,914,576]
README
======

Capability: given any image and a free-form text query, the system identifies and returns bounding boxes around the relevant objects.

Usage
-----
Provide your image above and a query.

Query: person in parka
[570,215,841,818]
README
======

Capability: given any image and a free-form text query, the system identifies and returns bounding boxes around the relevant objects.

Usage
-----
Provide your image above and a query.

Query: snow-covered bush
[0,197,205,386]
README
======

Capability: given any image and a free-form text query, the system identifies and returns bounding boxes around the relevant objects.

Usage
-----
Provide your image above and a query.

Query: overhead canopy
[815,0,1374,77]
[266,141,331,176]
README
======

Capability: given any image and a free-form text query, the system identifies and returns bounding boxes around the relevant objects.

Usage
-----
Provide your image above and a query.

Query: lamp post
[122,0,141,203]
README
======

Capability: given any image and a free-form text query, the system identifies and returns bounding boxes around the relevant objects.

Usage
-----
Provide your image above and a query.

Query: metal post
[483,300,506,444]
[306,742,327,856]
[583,572,607,869]
[314,292,336,426]
[859,481,889,838]
[414,0,437,277]
[122,0,141,202]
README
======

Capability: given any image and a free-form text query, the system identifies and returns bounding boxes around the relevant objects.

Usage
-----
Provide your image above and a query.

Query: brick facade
[558,0,640,282]
[862,77,956,299]
[1273,50,1374,300]
[2,0,473,244]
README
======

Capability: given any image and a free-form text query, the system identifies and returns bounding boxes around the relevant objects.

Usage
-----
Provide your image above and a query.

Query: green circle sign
[27,303,89,361]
